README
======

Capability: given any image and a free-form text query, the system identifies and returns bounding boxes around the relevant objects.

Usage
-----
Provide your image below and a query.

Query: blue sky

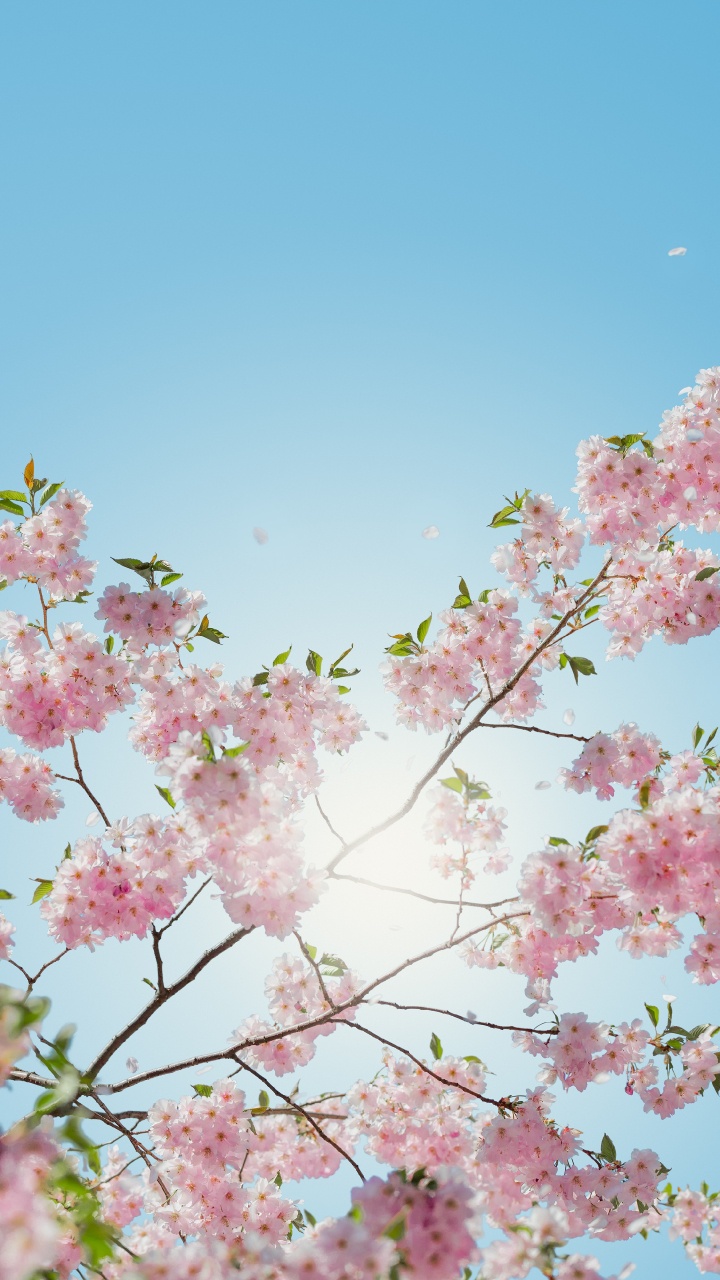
[1,4,720,1277]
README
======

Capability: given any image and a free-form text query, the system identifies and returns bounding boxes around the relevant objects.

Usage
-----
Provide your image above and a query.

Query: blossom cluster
[425,780,510,880]
[560,724,662,800]
[0,488,95,601]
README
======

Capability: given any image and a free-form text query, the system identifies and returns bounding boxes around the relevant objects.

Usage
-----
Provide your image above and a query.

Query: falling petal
[195,1063,213,1075]
[563,709,575,726]
[683,486,697,501]
[667,246,687,256]
[85,811,100,827]
[126,1057,139,1074]
[252,527,269,545]
[535,780,551,791]
[466,1010,477,1023]
[686,429,704,442]
[678,386,693,396]
[374,731,389,741]
[422,525,440,539]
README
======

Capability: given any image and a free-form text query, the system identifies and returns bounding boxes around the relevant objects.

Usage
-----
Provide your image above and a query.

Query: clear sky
[1,5,719,1277]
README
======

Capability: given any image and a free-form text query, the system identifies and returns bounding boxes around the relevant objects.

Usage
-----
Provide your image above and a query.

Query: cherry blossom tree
[3,368,720,1280]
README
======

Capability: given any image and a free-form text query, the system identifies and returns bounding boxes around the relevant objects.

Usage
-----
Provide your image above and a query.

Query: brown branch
[233,1054,366,1183]
[98,910,528,1096]
[84,923,255,1081]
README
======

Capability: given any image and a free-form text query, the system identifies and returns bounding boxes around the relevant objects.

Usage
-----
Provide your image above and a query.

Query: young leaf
[258,1090,270,1110]
[0,498,25,516]
[645,1002,660,1028]
[600,1133,617,1162]
[695,565,720,582]
[104,636,114,654]
[192,1083,213,1097]
[223,742,249,757]
[39,481,64,506]
[24,458,35,489]
[0,489,28,502]
[429,1032,443,1060]
[584,825,609,844]
[416,614,432,645]
[160,572,183,587]
[306,650,323,677]
[31,879,53,904]
[273,647,292,666]
[155,785,176,809]
[440,776,463,793]
[0,888,15,899]
[568,655,596,683]
[693,723,704,749]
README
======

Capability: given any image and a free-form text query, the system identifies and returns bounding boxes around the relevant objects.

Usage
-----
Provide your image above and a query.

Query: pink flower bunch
[595,782,720,981]
[384,590,550,732]
[599,543,720,660]
[476,1092,660,1243]
[630,1031,720,1119]
[669,1186,720,1273]
[576,369,720,548]
[0,616,135,750]
[347,1051,486,1177]
[158,734,325,938]
[515,1014,650,1092]
[425,783,510,880]
[0,489,95,602]
[234,952,360,1077]
[0,745,64,821]
[0,1126,63,1280]
[560,724,662,800]
[479,1205,634,1280]
[147,1079,299,1244]
[95,583,207,651]
[350,1172,479,1280]
[491,492,585,593]
[41,816,201,948]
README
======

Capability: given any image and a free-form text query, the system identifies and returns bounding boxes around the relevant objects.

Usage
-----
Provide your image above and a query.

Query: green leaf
[273,647,292,666]
[584,604,600,619]
[384,1216,407,1241]
[193,1083,213,1097]
[440,777,463,793]
[0,498,25,516]
[223,742,249,757]
[196,624,227,644]
[688,1024,711,1041]
[693,723,705,749]
[645,1003,660,1029]
[305,1209,317,1226]
[142,977,157,992]
[155,785,176,809]
[584,825,609,844]
[638,780,652,810]
[558,652,568,668]
[274,1171,283,1186]
[329,645,354,675]
[257,1090,270,1110]
[336,685,350,694]
[306,649,323,677]
[252,670,269,686]
[600,1133,617,1162]
[31,879,53,904]
[104,635,114,654]
[416,614,432,645]
[0,888,15,899]
[39,481,64,506]
[0,489,28,502]
[695,566,720,582]
[568,655,596,683]
[706,728,718,749]
[429,1031,443,1061]
[548,836,570,846]
[160,572,183,587]
[305,944,318,960]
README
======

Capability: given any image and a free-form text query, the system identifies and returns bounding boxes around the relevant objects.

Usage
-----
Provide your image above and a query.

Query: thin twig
[294,930,336,1009]
[475,722,590,744]
[330,872,519,911]
[156,877,212,936]
[369,999,559,1035]
[339,1020,510,1109]
[233,1054,366,1183]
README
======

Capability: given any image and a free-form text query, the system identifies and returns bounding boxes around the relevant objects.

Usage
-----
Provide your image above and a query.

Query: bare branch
[330,872,518,911]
